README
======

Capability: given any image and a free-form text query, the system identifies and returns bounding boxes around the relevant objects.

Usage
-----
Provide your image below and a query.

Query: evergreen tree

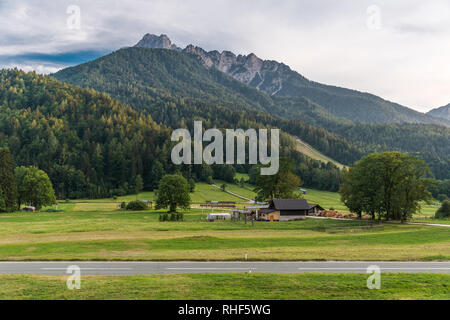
[0,148,17,212]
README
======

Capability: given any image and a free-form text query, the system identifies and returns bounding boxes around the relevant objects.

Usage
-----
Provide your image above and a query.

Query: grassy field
[0,273,448,300]
[294,137,345,169]
[120,182,254,205]
[0,205,449,261]
[0,180,447,261]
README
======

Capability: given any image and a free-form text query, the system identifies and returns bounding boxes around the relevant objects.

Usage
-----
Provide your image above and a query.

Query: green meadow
[0,273,448,300]
[0,206,448,261]
[0,179,447,262]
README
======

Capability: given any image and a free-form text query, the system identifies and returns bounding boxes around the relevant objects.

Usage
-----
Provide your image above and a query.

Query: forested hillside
[53,47,450,179]
[427,104,450,121]
[53,48,362,165]
[0,70,346,198]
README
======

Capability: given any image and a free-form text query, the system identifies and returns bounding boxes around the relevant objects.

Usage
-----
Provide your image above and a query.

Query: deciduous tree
[15,166,56,210]
[155,174,191,212]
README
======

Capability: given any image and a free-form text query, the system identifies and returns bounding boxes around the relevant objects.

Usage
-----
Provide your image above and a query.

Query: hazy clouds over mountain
[1,0,450,112]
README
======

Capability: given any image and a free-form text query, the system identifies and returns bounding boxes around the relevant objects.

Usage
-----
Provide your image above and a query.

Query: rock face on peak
[427,104,450,121]
[136,34,296,96]
[183,44,296,96]
[135,34,181,51]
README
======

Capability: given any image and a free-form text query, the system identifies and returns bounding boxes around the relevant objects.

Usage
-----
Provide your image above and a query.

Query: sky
[1,0,450,112]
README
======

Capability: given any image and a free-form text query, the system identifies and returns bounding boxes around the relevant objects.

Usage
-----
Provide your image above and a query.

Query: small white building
[207,213,232,221]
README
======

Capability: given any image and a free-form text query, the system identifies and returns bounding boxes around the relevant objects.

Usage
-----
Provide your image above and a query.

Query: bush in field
[126,200,148,211]
[435,200,450,219]
[159,212,183,222]
[120,202,126,209]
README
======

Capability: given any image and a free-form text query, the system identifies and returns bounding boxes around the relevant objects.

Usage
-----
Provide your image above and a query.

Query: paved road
[1,261,450,275]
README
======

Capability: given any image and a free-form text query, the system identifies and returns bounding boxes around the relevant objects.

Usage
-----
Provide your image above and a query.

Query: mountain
[427,104,450,121]
[0,69,347,195]
[53,38,450,180]
[52,47,363,165]
[136,34,450,127]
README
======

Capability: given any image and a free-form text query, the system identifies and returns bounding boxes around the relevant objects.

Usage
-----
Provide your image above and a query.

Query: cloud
[1,0,450,111]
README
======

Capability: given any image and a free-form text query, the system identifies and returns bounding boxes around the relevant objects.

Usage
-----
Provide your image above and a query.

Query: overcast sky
[1,0,449,112]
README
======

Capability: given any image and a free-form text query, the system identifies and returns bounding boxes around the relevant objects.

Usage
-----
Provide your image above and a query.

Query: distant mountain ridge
[135,34,450,127]
[427,104,450,121]
[53,44,450,179]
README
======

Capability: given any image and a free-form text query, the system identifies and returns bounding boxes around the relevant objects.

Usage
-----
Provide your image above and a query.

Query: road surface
[1,261,449,275]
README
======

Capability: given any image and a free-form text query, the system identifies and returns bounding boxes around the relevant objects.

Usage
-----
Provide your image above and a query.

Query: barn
[259,199,324,220]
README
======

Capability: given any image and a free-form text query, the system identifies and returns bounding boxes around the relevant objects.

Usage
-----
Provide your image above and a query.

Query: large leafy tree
[254,158,302,201]
[339,152,433,221]
[394,157,433,222]
[0,148,17,212]
[15,166,56,210]
[155,174,191,212]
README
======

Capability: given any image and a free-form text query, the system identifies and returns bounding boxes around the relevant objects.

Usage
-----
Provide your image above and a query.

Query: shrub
[435,200,450,219]
[120,202,126,209]
[159,212,183,222]
[42,209,62,213]
[126,200,148,211]
[159,213,169,221]
[437,194,448,203]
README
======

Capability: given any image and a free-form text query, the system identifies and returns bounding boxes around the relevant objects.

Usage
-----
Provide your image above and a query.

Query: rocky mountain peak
[135,33,295,95]
[135,34,181,51]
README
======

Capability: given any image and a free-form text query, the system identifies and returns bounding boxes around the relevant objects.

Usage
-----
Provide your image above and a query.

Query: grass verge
[0,273,448,300]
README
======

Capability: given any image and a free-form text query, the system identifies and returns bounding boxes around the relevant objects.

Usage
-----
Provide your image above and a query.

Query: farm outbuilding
[264,199,324,217]
[259,208,280,222]
[207,213,232,221]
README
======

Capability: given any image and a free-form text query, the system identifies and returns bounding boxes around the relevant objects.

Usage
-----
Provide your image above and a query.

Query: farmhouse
[259,199,324,221]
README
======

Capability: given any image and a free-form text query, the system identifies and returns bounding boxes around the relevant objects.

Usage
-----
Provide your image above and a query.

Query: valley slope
[53,38,450,180]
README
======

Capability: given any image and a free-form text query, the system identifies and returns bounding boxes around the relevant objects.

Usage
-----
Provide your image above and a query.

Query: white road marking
[166,268,257,270]
[298,268,450,270]
[41,268,132,270]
